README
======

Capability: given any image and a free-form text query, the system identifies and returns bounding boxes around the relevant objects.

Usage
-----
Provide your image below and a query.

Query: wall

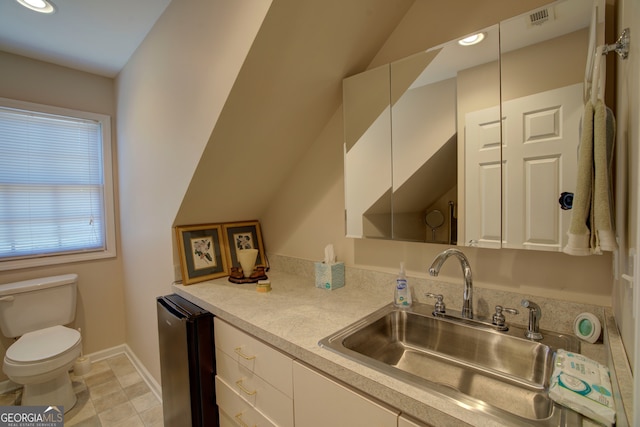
[0,52,126,381]
[614,0,639,375]
[115,0,273,383]
[174,0,416,228]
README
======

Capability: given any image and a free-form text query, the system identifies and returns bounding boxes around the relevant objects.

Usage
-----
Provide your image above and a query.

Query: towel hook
[602,28,630,59]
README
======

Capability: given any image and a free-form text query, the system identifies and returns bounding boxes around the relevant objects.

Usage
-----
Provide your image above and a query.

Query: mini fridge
[157,294,218,427]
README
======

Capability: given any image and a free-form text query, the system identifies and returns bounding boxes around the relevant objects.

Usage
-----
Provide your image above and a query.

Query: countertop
[172,269,627,427]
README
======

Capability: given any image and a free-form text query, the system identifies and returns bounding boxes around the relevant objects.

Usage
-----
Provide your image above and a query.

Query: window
[0,98,116,270]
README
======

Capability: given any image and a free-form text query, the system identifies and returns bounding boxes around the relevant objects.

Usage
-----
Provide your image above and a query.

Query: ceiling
[0,0,171,78]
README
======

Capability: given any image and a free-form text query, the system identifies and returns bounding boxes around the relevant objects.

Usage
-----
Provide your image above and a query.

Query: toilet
[0,274,82,412]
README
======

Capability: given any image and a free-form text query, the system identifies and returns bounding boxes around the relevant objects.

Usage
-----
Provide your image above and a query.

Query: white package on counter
[549,349,615,426]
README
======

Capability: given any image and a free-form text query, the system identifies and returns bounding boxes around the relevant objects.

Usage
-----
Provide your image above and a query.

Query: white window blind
[0,98,115,267]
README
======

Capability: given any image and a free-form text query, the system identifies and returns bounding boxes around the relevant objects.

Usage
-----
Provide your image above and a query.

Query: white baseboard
[119,345,162,401]
[0,344,162,402]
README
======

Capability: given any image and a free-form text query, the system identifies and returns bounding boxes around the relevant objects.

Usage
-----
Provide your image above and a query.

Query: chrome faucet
[521,299,543,340]
[429,249,473,319]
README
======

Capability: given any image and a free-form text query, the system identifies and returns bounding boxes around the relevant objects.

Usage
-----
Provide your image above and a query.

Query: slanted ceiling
[174,0,415,225]
[174,0,553,226]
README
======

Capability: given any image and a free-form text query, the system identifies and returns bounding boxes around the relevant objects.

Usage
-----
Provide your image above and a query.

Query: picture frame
[176,224,229,285]
[222,220,267,271]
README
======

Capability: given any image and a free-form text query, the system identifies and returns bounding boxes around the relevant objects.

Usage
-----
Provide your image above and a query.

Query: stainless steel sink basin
[319,302,581,426]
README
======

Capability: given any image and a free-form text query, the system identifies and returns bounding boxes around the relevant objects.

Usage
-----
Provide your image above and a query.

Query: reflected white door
[465,106,502,248]
[502,83,582,250]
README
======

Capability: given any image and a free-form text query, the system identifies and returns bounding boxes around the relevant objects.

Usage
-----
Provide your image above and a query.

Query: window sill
[0,249,117,271]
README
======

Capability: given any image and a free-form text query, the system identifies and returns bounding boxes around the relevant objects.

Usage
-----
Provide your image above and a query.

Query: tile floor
[0,353,163,426]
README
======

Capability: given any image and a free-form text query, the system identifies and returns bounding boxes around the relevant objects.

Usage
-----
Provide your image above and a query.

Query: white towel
[564,100,617,255]
[593,100,617,252]
[564,102,594,256]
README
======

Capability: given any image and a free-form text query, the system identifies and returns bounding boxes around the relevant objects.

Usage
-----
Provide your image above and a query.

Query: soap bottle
[394,262,412,308]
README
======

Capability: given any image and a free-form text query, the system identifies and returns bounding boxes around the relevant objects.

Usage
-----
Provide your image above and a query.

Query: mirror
[344,64,392,239]
[499,0,603,250]
[344,25,501,243]
[344,0,601,251]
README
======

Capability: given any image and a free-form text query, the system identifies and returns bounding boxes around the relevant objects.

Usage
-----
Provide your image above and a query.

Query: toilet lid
[6,325,81,363]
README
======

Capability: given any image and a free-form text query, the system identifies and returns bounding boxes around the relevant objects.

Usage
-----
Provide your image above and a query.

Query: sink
[319,302,582,426]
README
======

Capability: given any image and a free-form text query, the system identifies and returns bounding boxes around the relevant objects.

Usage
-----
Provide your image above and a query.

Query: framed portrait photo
[222,220,267,271]
[176,224,229,285]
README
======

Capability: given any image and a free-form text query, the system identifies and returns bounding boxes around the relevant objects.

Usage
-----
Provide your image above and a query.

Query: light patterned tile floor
[0,354,163,427]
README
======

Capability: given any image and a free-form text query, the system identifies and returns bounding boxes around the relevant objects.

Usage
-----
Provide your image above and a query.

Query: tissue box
[315,262,345,290]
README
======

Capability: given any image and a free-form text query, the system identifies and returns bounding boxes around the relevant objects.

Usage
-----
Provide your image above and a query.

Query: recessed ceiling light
[458,33,485,46]
[16,0,56,14]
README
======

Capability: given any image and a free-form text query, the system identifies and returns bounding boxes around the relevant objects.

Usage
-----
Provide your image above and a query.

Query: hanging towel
[564,102,594,256]
[592,100,617,252]
[564,100,617,256]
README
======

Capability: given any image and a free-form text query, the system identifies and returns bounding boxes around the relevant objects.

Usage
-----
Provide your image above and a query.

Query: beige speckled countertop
[173,268,631,427]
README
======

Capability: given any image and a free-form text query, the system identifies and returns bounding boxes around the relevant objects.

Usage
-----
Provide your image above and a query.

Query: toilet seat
[6,325,81,363]
[3,326,82,384]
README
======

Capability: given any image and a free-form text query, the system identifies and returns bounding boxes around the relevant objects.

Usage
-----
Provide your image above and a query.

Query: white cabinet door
[293,361,398,427]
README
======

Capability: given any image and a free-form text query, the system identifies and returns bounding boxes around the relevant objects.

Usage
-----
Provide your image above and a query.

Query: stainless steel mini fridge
[157,294,218,427]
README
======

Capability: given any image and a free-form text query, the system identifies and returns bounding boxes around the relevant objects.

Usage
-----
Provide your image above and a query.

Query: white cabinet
[214,318,293,397]
[293,361,399,427]
[214,318,294,427]
[214,318,433,427]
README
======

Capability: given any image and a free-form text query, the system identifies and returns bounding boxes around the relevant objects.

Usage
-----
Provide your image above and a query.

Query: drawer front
[214,318,293,397]
[216,348,294,427]
[216,375,276,427]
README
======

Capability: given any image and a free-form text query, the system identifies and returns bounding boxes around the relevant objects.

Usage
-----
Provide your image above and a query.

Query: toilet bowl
[4,325,81,409]
[0,274,81,412]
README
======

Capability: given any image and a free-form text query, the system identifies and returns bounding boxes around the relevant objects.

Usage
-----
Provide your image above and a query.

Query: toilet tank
[0,274,78,338]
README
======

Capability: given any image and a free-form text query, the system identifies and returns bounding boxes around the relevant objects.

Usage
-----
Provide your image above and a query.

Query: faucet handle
[425,293,446,314]
[492,305,518,330]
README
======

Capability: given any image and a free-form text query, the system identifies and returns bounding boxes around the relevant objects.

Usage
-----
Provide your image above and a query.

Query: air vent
[528,8,553,26]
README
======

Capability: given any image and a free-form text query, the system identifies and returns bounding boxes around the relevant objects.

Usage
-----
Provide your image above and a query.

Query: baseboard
[119,345,162,401]
[0,344,162,403]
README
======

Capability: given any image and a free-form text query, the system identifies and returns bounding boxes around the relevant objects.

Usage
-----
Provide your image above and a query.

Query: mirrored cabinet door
[344,25,501,245]
[455,25,502,248]
[500,0,603,251]
[390,48,458,244]
[343,64,392,239]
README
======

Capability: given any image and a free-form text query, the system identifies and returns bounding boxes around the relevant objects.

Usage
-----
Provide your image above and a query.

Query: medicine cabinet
[343,0,603,251]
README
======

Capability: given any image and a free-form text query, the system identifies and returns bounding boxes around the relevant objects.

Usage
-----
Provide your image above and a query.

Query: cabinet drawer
[216,375,275,427]
[214,318,293,397]
[216,348,294,427]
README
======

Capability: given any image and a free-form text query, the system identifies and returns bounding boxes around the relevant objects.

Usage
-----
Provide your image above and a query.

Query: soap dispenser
[394,262,412,308]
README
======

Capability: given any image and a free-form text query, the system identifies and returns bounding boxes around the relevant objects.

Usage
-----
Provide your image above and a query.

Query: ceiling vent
[528,7,554,27]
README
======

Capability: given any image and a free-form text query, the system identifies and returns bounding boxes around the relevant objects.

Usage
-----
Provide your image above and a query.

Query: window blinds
[0,106,106,260]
